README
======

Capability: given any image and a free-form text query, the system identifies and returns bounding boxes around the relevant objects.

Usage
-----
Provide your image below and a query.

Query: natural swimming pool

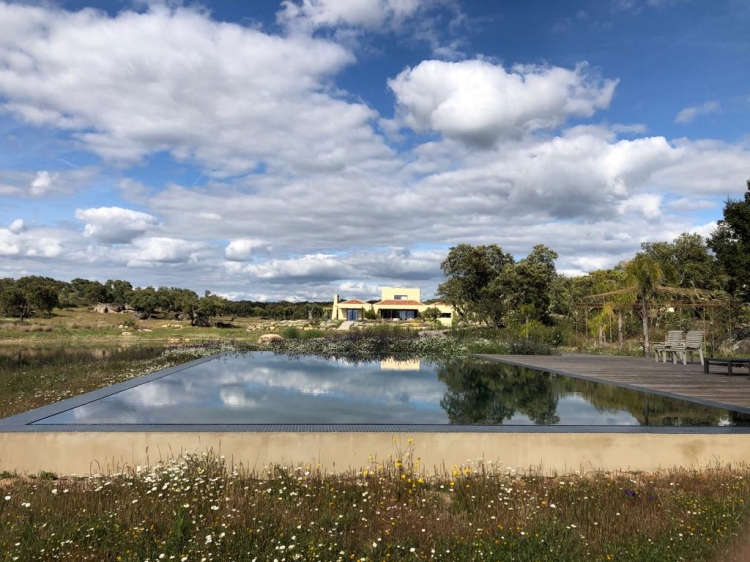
[29,352,750,427]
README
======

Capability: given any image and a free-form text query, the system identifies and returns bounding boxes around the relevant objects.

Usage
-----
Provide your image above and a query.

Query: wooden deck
[478,354,750,413]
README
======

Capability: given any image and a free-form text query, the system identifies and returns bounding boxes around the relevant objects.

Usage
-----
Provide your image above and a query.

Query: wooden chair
[652,330,684,363]
[668,330,705,366]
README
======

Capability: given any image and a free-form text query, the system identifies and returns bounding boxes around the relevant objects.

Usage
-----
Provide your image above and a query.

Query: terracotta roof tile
[341,299,366,305]
[375,299,424,306]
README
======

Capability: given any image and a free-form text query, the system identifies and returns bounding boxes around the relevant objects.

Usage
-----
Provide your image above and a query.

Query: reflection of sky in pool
[32,353,749,426]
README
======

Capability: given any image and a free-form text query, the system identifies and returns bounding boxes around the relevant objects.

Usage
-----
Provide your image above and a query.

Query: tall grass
[1,450,748,561]
[272,328,555,360]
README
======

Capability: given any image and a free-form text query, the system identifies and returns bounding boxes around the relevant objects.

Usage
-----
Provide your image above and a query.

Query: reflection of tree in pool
[565,379,743,426]
[437,359,560,425]
[437,359,750,427]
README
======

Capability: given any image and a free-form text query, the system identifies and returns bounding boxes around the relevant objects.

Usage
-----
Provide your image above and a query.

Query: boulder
[193,316,211,327]
[735,338,750,355]
[93,303,118,313]
[258,334,284,344]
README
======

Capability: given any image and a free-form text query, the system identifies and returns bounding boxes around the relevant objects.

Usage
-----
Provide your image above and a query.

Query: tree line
[437,181,750,352]
[0,276,326,325]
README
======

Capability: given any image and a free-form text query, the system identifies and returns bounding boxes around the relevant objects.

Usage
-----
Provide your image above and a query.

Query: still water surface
[33,352,749,426]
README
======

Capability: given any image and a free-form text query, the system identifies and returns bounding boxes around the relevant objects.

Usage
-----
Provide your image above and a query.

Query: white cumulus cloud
[75,207,160,244]
[8,219,25,234]
[30,171,59,196]
[225,238,267,261]
[618,193,663,220]
[0,226,63,259]
[389,60,618,146]
[0,2,389,176]
[127,237,207,267]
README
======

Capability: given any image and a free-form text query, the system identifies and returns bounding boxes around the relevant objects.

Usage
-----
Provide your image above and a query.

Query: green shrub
[363,308,378,320]
[279,326,301,339]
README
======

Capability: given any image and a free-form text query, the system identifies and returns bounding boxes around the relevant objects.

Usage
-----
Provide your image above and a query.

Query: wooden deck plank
[478,354,750,413]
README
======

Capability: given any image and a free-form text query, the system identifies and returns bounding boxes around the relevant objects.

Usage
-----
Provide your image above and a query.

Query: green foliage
[196,294,225,321]
[70,278,109,304]
[363,307,378,320]
[129,286,160,315]
[421,306,440,321]
[624,253,679,356]
[279,326,301,339]
[419,306,442,328]
[20,276,60,316]
[0,283,32,321]
[500,244,559,325]
[105,279,133,303]
[451,325,560,352]
[438,243,558,328]
[0,276,61,320]
[708,180,750,302]
[641,233,723,291]
[170,287,200,322]
[273,330,472,360]
[437,243,515,324]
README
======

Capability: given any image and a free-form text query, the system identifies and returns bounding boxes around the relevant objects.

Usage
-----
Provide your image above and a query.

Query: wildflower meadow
[1,447,749,562]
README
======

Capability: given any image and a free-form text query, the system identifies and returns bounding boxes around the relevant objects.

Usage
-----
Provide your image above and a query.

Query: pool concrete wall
[1,432,749,476]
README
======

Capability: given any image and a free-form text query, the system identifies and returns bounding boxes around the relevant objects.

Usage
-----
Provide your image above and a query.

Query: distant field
[0,307,304,343]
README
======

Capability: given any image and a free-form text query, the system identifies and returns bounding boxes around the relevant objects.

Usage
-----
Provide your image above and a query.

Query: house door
[347,309,358,321]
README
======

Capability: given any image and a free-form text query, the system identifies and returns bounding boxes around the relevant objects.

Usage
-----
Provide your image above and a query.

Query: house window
[394,295,408,300]
[380,309,417,320]
[440,312,452,318]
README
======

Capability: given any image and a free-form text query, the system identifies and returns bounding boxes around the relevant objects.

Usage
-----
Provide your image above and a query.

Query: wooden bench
[668,330,705,365]
[703,357,750,376]
[652,330,683,363]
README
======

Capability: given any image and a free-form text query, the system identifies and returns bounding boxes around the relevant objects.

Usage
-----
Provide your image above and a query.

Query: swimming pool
[23,352,749,428]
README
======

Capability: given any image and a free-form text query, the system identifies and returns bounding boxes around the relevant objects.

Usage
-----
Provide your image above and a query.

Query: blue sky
[0,0,748,301]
